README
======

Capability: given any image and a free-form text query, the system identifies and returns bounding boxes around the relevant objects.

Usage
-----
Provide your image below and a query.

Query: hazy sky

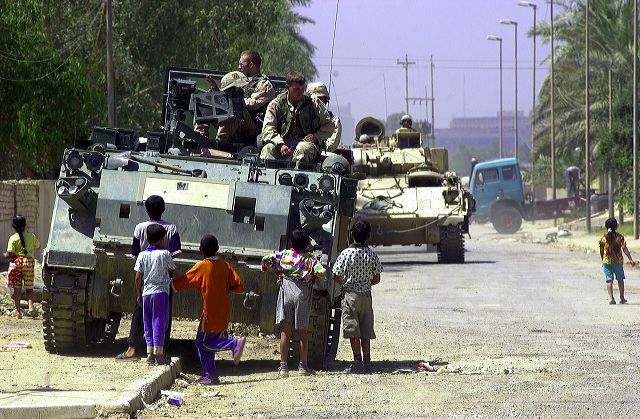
[298,0,552,134]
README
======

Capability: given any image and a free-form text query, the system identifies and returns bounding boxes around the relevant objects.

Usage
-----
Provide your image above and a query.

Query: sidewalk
[502,216,640,257]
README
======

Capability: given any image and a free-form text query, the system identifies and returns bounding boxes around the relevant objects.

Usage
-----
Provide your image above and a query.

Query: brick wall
[0,180,56,267]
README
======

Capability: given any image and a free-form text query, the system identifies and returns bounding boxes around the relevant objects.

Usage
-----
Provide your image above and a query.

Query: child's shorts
[7,257,34,290]
[341,291,376,339]
[276,278,313,330]
[603,263,625,283]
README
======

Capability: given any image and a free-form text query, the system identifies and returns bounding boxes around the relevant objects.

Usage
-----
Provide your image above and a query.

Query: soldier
[260,71,334,162]
[306,82,341,152]
[195,50,275,148]
[352,134,375,148]
[389,114,417,149]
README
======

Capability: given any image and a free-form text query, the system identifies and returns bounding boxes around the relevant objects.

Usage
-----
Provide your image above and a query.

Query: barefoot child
[3,216,40,319]
[134,224,175,365]
[261,228,326,377]
[172,234,246,385]
[332,219,383,373]
[599,217,635,305]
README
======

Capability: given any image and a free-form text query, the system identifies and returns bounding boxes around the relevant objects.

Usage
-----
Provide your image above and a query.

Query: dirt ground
[139,224,640,418]
[2,224,640,417]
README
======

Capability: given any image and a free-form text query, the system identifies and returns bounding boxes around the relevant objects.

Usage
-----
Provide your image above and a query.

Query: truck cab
[470,158,525,234]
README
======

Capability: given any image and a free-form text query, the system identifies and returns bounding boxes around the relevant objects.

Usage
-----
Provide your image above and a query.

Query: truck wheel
[437,225,465,263]
[491,206,522,234]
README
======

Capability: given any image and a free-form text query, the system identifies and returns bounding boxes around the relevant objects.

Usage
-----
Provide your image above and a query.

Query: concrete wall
[0,180,56,267]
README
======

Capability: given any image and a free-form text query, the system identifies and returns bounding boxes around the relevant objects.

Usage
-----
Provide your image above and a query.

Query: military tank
[352,117,473,263]
[41,68,356,369]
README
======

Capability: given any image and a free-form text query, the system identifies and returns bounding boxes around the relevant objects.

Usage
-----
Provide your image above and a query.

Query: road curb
[0,358,181,419]
[97,357,183,415]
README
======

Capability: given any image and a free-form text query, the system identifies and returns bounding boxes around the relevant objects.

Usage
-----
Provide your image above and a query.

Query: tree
[532,0,633,191]
[0,0,317,179]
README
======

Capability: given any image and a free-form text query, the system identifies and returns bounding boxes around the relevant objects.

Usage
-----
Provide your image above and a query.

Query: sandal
[115,351,138,361]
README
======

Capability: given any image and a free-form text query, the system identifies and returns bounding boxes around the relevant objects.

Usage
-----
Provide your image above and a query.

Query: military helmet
[401,114,412,123]
[220,71,250,90]
[306,82,330,100]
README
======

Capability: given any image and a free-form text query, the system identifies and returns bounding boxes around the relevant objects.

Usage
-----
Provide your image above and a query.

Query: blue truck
[470,158,581,234]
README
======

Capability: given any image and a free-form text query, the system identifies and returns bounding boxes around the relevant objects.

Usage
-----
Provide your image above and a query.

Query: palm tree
[532,0,634,184]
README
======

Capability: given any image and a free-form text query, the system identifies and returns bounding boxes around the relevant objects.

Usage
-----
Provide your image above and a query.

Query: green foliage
[0,0,103,179]
[0,0,317,179]
[533,0,633,182]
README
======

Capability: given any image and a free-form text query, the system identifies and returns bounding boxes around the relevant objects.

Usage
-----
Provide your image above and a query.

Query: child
[3,215,40,319]
[599,217,635,305]
[172,234,246,385]
[332,219,383,374]
[261,228,326,377]
[134,224,175,365]
[117,195,181,361]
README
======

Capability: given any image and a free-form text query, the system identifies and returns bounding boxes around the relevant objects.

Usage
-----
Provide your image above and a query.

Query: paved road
[140,230,640,418]
[372,228,640,417]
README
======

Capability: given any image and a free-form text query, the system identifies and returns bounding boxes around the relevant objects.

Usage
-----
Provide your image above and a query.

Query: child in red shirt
[172,234,246,385]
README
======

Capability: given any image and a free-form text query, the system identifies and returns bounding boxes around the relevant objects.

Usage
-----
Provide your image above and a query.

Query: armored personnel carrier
[352,117,473,263]
[41,68,356,369]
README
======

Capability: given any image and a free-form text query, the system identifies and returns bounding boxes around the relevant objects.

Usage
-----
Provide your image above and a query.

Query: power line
[316,63,539,70]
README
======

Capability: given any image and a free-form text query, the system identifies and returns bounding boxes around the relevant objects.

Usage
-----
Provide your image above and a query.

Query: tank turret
[351,117,473,263]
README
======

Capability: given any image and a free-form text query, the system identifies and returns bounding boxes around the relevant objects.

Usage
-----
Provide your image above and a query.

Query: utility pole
[585,0,591,233]
[430,55,436,147]
[551,1,557,227]
[383,73,389,127]
[106,0,117,127]
[634,0,638,239]
[397,54,415,115]
[608,68,614,220]
[407,92,431,147]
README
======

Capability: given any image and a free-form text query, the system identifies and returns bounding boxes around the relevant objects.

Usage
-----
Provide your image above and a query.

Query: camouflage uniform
[195,74,275,145]
[260,92,334,162]
[306,82,341,152]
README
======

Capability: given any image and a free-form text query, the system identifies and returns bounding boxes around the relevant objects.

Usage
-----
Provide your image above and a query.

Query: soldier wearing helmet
[389,114,417,149]
[353,134,375,148]
[195,50,275,149]
[306,82,341,152]
[260,71,334,163]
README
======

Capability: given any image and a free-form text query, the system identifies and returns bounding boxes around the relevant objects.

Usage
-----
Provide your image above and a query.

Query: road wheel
[437,225,465,263]
[289,290,333,370]
[42,269,89,353]
[491,206,522,234]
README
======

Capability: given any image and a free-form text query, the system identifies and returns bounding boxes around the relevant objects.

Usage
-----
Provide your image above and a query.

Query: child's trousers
[195,331,238,377]
[142,292,170,355]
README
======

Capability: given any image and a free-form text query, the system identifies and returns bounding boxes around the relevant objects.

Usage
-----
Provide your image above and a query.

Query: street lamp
[500,19,519,160]
[518,1,537,188]
[487,35,504,159]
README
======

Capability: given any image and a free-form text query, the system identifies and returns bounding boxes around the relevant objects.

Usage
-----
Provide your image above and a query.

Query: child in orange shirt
[172,234,246,385]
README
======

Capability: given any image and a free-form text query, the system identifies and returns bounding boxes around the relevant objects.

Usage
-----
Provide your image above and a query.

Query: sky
[297,0,552,136]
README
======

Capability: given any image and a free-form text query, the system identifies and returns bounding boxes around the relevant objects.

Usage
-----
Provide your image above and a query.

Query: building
[434,111,531,157]
[328,102,356,147]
